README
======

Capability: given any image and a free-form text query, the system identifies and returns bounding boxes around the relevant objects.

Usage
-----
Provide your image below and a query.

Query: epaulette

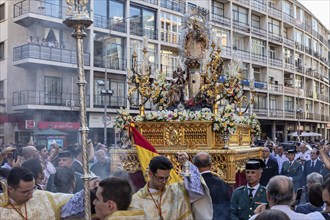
[236,185,245,190]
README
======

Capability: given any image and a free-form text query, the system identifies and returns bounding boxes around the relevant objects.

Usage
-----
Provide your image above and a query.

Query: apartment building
[0,0,329,145]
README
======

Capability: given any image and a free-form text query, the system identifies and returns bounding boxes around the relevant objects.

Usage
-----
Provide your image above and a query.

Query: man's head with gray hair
[307,172,323,187]
[266,175,294,207]
[192,152,212,173]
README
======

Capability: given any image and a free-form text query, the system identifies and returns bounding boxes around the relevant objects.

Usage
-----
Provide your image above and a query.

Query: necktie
[249,188,254,202]
[311,161,315,168]
[264,159,266,165]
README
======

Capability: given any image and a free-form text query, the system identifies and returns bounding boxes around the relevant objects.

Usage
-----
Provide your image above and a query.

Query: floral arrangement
[213,105,237,136]
[113,108,135,133]
[221,61,243,104]
[248,114,261,137]
[150,71,171,109]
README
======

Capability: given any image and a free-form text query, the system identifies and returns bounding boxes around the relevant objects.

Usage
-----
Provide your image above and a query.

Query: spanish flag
[129,124,181,184]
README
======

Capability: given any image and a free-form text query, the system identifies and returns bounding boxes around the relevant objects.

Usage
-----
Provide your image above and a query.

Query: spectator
[21,158,44,190]
[321,176,330,220]
[260,147,279,186]
[295,183,323,214]
[28,36,34,44]
[35,144,56,189]
[275,145,288,173]
[90,150,111,180]
[34,36,41,45]
[21,146,39,161]
[41,38,48,46]
[54,167,76,193]
[303,148,323,186]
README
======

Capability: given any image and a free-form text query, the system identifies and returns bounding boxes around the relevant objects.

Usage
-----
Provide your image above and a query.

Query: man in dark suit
[260,147,279,186]
[281,149,303,191]
[303,148,323,186]
[230,160,267,220]
[193,152,230,220]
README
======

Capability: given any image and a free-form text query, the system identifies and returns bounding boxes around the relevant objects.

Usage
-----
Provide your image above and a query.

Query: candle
[133,41,137,54]
[143,36,148,49]
[211,31,216,44]
[217,36,222,49]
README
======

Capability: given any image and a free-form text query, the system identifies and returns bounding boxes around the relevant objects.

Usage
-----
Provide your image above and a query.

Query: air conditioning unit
[65,100,75,107]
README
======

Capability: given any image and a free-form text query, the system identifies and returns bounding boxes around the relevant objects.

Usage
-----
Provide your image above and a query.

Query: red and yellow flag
[129,124,181,184]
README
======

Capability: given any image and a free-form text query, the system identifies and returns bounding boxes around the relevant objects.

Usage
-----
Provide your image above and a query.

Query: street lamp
[96,80,114,145]
[63,0,92,219]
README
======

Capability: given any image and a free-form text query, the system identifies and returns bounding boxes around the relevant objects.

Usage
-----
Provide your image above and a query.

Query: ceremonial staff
[63,0,93,219]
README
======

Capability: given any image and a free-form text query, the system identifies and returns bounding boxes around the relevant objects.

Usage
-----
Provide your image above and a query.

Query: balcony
[283,38,294,48]
[93,15,126,33]
[140,0,158,5]
[251,26,267,38]
[93,95,127,108]
[284,110,295,119]
[13,0,65,28]
[283,13,294,25]
[269,58,282,68]
[283,86,295,95]
[284,62,294,71]
[251,0,267,12]
[268,84,283,93]
[253,108,267,117]
[12,90,90,110]
[268,7,281,18]
[269,109,283,118]
[160,31,181,45]
[232,20,250,33]
[268,32,282,43]
[251,53,267,64]
[13,44,90,68]
[221,46,232,58]
[233,0,250,5]
[160,0,185,13]
[211,14,231,28]
[233,48,250,61]
[130,26,158,40]
[94,57,127,71]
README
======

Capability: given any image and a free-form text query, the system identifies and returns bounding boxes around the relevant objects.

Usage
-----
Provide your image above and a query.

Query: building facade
[0,0,329,146]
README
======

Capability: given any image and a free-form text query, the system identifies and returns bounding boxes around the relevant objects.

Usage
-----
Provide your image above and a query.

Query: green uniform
[281,160,302,191]
[230,185,267,220]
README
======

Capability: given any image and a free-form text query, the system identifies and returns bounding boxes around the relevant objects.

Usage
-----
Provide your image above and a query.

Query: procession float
[110,8,262,185]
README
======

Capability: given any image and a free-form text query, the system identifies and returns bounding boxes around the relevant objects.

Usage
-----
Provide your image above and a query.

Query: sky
[298,0,330,30]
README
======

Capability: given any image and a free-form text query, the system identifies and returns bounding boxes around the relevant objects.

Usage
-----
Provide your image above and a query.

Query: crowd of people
[28,35,65,49]
[1,139,330,219]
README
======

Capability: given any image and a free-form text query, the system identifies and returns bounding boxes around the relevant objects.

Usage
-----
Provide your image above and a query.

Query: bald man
[193,152,230,220]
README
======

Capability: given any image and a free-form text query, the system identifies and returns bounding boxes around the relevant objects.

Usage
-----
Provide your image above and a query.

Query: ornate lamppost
[63,1,93,219]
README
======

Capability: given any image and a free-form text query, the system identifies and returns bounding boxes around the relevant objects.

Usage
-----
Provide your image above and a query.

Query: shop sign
[89,113,115,128]
[38,122,80,130]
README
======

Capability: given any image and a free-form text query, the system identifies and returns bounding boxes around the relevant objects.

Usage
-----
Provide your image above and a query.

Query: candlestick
[143,36,148,49]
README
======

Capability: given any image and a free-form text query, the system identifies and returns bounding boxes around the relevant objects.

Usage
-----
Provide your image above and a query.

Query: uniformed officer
[230,159,267,220]
[281,149,303,191]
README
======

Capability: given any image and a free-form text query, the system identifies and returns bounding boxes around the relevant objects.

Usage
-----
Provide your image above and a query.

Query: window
[160,12,181,44]
[130,5,156,39]
[233,37,243,50]
[295,30,302,44]
[269,95,277,110]
[44,76,62,105]
[269,46,275,59]
[232,5,248,24]
[282,1,292,16]
[160,49,179,77]
[213,1,224,17]
[0,81,3,99]
[0,42,4,60]
[251,15,260,28]
[268,18,280,35]
[94,0,125,29]
[284,96,294,111]
[0,3,4,21]
[213,28,230,47]
[255,95,267,109]
[312,18,318,32]
[251,38,265,56]
[130,40,157,72]
[110,80,126,107]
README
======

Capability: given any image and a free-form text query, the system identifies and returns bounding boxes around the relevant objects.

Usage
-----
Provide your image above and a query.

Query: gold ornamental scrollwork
[165,125,182,146]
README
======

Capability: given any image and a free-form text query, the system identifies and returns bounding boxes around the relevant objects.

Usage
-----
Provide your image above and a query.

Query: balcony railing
[221,46,231,57]
[14,0,64,19]
[233,48,250,60]
[140,0,158,5]
[269,109,283,118]
[268,7,281,18]
[93,95,127,108]
[211,13,231,27]
[251,26,267,38]
[93,15,127,33]
[283,38,294,48]
[232,20,250,33]
[268,84,283,93]
[160,0,185,13]
[283,86,295,95]
[13,44,90,66]
[94,57,127,71]
[251,0,267,12]
[269,58,282,67]
[283,13,294,24]
[268,32,282,43]
[284,62,294,71]
[130,26,158,40]
[13,90,90,108]
[251,53,267,64]
[253,108,267,117]
[284,110,295,119]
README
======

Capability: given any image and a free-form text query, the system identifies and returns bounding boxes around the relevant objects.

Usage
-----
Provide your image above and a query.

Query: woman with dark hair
[255,209,290,220]
[21,158,44,190]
